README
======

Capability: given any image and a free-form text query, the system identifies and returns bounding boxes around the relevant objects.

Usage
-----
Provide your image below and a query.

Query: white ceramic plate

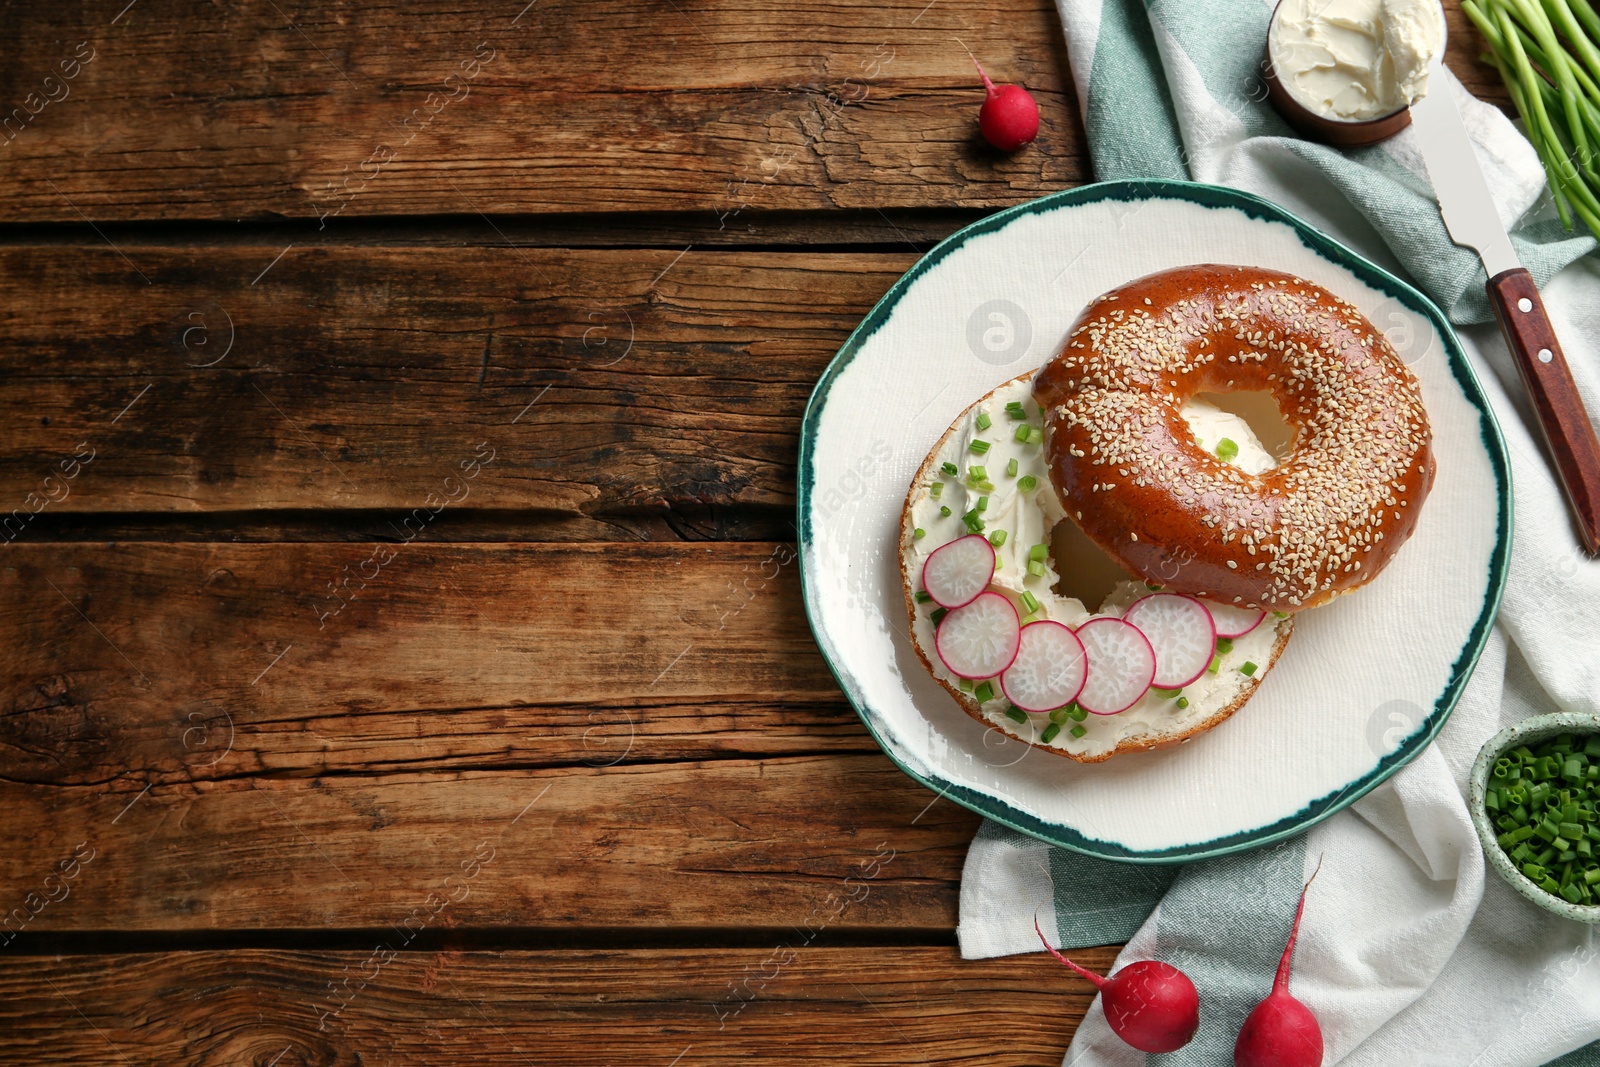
[798,181,1510,863]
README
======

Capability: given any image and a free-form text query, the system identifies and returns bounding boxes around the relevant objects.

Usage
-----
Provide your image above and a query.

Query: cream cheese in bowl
[1268,0,1446,122]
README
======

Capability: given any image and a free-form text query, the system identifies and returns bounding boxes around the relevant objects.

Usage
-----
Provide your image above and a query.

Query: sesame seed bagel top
[1033,264,1434,611]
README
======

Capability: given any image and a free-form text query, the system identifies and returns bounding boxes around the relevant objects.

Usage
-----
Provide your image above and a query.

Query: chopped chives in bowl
[1487,732,1600,907]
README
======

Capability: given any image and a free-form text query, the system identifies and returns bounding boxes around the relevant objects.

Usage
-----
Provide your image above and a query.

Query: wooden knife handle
[1487,268,1600,555]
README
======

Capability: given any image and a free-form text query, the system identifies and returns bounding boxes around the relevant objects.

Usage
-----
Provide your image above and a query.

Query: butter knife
[1411,59,1600,555]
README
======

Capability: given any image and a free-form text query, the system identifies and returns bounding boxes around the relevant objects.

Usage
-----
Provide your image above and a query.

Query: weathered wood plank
[1,541,851,784]
[0,2,1506,224]
[0,541,995,931]
[0,0,1084,222]
[0,246,907,526]
[0,758,977,930]
[0,947,1117,1065]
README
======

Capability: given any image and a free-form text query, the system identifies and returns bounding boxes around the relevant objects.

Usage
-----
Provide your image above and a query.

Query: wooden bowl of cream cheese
[1263,0,1446,147]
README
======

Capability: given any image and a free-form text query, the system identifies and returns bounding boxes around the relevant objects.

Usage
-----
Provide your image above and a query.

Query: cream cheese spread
[1269,0,1445,121]
[905,377,1288,761]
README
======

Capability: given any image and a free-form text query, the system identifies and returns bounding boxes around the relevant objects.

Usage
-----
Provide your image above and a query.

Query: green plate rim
[796,178,1512,864]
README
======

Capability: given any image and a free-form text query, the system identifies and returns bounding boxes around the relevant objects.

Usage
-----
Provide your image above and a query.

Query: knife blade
[1409,68,1520,277]
[1411,58,1600,555]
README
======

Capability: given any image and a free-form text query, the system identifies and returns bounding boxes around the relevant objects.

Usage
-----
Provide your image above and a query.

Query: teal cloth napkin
[956,2,1600,1065]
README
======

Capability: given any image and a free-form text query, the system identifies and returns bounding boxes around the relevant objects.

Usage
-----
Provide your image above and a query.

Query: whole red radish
[1235,859,1325,1067]
[958,43,1039,152]
[1035,916,1199,1053]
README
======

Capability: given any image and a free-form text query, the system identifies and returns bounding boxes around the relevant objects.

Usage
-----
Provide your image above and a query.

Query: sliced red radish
[1124,594,1216,689]
[1074,617,1156,715]
[1001,621,1087,713]
[921,534,995,608]
[936,592,1021,679]
[1199,599,1266,638]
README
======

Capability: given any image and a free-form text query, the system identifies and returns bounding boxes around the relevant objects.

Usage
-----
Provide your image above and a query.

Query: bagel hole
[1050,515,1137,612]
[1191,390,1295,460]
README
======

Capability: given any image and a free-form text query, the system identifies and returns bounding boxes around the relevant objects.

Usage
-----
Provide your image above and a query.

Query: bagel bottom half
[899,371,1294,764]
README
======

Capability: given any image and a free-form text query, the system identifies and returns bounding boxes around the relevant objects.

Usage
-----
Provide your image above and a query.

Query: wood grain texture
[1487,268,1600,555]
[0,541,1003,931]
[0,947,1117,1065]
[0,755,977,931]
[0,541,847,784]
[0,1,1501,224]
[0,246,909,527]
[0,0,1085,222]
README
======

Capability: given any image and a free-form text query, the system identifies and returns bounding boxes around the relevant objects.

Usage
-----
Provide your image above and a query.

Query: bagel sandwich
[898,265,1431,764]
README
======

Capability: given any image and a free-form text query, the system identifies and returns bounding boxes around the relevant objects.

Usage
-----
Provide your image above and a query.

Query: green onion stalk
[1462,0,1600,234]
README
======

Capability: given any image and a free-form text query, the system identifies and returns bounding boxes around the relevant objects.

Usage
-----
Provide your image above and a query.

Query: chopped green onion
[914,590,932,604]
[1041,721,1062,743]
[1013,424,1032,443]
[1027,560,1046,577]
[1048,706,1072,724]
[913,528,926,540]
[1025,426,1043,445]
[1021,590,1041,614]
[1070,724,1087,738]
[1215,637,1234,655]
[969,439,991,455]
[976,412,992,431]
[1017,475,1038,492]
[1150,687,1182,698]
[1029,543,1049,562]
[958,677,972,691]
[930,481,943,498]
[1207,654,1221,676]
[968,465,988,484]
[931,608,949,627]
[1005,401,1027,420]
[1216,437,1239,462]
[1489,731,1600,903]
[1066,704,1087,722]
[1239,661,1258,677]
[941,461,959,477]
[989,530,1008,547]
[976,495,989,512]
[973,680,996,703]
[1005,705,1027,724]
[940,505,952,517]
[962,509,984,534]
[1176,697,1190,710]
[1006,458,1019,478]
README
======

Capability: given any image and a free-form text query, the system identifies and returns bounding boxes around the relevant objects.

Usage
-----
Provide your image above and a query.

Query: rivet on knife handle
[1487,267,1600,555]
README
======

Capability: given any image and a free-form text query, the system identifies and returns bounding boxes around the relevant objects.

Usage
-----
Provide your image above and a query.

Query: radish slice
[936,592,1021,679]
[921,534,995,608]
[1124,594,1216,689]
[1199,599,1267,638]
[1074,617,1156,715]
[1001,622,1087,713]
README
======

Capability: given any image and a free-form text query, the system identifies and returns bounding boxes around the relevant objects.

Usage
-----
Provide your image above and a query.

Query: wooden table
[0,3,1501,1062]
